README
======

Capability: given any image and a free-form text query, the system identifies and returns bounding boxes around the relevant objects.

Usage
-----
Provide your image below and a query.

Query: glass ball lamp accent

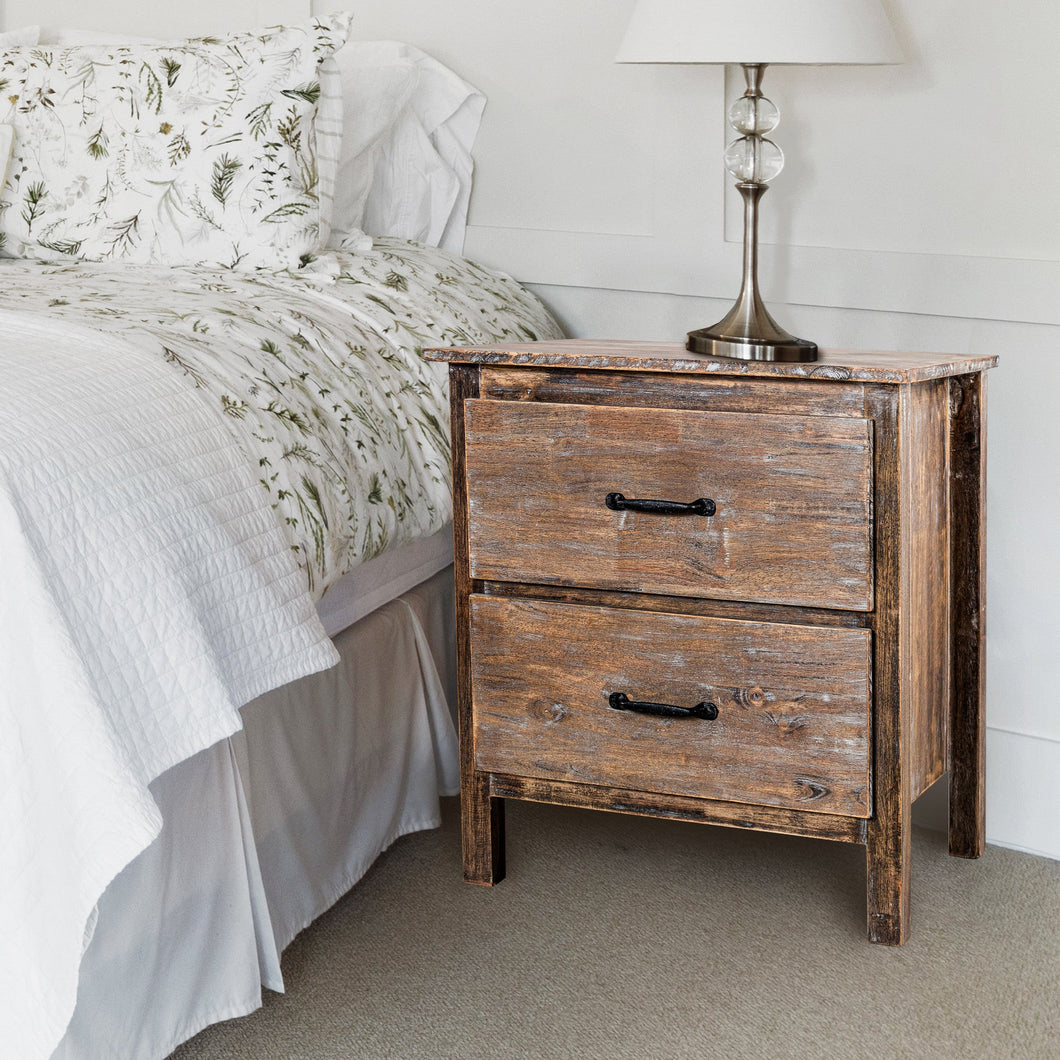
[724,135,785,184]
[725,91,784,183]
[728,93,779,135]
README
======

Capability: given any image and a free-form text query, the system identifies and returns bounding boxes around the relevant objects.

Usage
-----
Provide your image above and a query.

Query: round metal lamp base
[686,328,818,363]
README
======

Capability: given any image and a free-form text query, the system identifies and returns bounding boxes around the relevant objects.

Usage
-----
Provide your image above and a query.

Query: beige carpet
[172,798,1059,1059]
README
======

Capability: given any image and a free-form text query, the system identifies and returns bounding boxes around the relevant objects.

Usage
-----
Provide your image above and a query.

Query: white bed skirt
[51,567,459,1060]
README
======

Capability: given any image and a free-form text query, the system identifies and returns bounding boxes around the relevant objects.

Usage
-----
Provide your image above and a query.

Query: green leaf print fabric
[0,239,562,596]
[0,15,349,268]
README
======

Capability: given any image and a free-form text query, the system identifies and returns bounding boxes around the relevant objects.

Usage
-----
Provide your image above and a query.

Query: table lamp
[616,0,902,362]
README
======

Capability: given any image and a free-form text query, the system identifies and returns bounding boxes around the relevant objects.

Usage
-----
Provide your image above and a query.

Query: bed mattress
[316,523,454,637]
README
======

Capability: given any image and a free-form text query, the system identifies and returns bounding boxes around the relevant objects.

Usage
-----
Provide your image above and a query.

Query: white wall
[341,0,1060,861]
[2,0,306,38]
[4,0,1057,860]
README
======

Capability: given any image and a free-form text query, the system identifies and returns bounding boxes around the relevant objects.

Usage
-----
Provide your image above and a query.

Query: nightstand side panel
[900,379,952,799]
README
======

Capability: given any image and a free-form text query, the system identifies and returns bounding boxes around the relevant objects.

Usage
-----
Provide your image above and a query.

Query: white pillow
[330,41,485,253]
[0,14,350,269]
[0,26,39,48]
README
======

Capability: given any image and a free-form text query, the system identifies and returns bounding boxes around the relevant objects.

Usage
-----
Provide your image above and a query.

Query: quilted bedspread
[0,239,561,1058]
[0,239,559,595]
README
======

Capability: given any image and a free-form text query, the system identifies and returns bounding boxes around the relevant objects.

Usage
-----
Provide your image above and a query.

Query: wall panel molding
[459,0,1060,329]
[465,224,1060,327]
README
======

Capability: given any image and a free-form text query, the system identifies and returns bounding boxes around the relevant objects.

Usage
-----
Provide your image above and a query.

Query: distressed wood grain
[949,372,987,858]
[489,774,868,844]
[478,580,872,630]
[427,340,998,384]
[904,379,951,801]
[449,363,505,885]
[464,399,874,610]
[471,596,872,817]
[863,379,956,944]
[479,366,868,418]
[863,387,912,945]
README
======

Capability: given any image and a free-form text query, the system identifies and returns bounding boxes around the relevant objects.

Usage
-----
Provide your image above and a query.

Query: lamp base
[686,327,818,363]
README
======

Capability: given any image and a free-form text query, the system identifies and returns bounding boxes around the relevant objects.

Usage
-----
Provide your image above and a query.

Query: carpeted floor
[171,797,1059,1059]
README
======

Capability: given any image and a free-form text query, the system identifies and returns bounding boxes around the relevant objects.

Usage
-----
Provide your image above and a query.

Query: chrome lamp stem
[686,63,818,362]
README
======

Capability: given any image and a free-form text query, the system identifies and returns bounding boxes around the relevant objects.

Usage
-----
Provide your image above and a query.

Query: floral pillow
[0,14,350,269]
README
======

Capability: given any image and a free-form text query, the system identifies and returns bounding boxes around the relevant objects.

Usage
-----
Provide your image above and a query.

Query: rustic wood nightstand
[424,340,997,945]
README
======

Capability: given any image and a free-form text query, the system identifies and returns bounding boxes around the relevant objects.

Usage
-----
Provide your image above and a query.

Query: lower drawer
[470,596,872,817]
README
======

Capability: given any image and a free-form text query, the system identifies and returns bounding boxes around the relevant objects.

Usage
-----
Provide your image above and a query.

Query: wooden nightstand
[424,340,997,945]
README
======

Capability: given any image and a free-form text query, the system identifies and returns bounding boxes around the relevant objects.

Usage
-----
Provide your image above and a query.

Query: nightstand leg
[864,388,912,945]
[462,774,505,885]
[449,361,505,884]
[948,372,987,859]
[865,802,912,945]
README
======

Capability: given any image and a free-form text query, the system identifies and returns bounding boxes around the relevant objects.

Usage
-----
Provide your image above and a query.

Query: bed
[0,17,561,1059]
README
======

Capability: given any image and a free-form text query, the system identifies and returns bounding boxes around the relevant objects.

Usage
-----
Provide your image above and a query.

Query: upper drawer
[463,399,873,610]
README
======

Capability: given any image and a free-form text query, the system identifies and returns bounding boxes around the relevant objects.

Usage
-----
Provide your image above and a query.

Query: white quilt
[0,241,559,597]
[0,239,562,1059]
[0,310,339,1060]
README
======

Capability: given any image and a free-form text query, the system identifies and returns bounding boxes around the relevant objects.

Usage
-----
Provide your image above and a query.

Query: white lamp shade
[616,0,903,65]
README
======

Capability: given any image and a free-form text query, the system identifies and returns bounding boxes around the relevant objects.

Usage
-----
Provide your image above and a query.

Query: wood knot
[768,712,808,735]
[808,364,853,380]
[795,778,830,802]
[734,686,767,708]
[530,699,568,724]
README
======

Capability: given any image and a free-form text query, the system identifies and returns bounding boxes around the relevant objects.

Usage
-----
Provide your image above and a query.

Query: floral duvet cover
[0,237,561,595]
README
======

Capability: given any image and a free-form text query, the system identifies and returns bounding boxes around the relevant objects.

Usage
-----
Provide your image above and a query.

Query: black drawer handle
[609,691,719,721]
[605,492,716,517]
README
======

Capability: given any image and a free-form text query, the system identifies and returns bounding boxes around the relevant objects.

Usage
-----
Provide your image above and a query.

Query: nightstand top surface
[424,340,997,383]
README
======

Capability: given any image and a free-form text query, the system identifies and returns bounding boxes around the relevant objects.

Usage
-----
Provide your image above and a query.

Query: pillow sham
[329,41,485,253]
[36,25,346,257]
[0,26,39,48]
[0,14,350,269]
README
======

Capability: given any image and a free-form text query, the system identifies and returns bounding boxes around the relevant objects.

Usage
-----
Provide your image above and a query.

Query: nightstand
[424,340,997,945]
